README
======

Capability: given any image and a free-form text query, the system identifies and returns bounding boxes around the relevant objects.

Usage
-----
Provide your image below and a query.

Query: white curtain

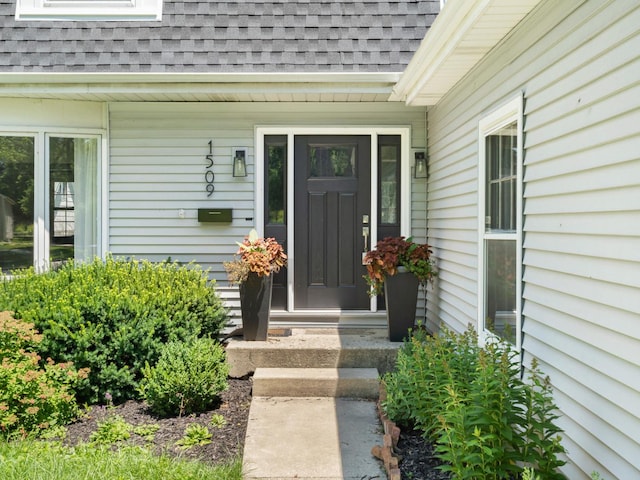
[73,138,98,262]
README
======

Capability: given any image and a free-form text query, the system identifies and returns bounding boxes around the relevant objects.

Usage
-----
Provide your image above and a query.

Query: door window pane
[0,136,35,273]
[49,137,98,266]
[308,144,356,177]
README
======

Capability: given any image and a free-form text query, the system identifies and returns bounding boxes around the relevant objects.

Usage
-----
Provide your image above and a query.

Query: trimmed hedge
[140,338,229,417]
[0,257,228,404]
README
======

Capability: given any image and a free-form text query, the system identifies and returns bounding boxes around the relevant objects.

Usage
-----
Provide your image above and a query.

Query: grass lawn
[0,440,243,480]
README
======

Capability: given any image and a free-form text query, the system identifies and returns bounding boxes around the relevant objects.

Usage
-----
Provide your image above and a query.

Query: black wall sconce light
[414,150,427,178]
[232,148,247,177]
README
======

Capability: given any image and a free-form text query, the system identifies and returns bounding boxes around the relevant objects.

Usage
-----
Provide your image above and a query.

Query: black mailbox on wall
[197,208,232,223]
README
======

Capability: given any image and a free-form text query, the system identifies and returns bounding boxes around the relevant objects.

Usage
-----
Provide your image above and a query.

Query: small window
[16,0,162,21]
[308,144,357,178]
[478,97,523,350]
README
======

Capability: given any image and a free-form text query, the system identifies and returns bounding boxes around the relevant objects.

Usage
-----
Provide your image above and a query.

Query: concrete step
[252,367,380,399]
[226,327,401,378]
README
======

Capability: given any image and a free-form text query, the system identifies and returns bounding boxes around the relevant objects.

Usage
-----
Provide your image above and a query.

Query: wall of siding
[425,0,640,478]
[108,101,428,320]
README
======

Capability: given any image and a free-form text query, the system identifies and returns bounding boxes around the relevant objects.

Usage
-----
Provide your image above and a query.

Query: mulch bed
[61,378,252,466]
[396,428,451,480]
[61,377,450,479]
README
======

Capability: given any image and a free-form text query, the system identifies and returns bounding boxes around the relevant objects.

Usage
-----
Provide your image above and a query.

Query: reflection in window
[380,145,398,224]
[485,123,517,232]
[309,145,356,177]
[0,136,35,273]
[266,139,286,225]
[485,239,516,344]
[49,137,98,266]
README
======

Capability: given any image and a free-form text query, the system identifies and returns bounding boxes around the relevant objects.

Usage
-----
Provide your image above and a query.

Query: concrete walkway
[243,396,386,480]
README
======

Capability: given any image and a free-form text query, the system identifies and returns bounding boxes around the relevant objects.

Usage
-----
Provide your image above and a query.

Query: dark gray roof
[0,1,439,73]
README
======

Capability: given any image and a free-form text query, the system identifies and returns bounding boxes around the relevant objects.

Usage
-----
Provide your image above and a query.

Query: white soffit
[391,0,542,106]
[0,72,401,102]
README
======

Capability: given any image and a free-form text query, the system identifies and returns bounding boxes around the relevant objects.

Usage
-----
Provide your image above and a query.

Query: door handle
[362,226,369,252]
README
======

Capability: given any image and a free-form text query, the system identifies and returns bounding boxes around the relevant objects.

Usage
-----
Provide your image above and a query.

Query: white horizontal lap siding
[426,108,478,333]
[108,101,427,282]
[426,0,640,478]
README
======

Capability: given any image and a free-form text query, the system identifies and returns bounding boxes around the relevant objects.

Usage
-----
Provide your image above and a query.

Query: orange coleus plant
[224,229,287,284]
[363,236,436,296]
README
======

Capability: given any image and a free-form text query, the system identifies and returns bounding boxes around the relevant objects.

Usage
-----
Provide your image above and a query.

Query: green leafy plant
[522,467,540,480]
[133,423,160,442]
[89,414,132,445]
[175,423,212,450]
[520,358,567,479]
[0,256,228,404]
[210,413,226,429]
[224,229,287,283]
[139,338,229,417]
[382,325,567,479]
[363,236,436,295]
[0,311,85,438]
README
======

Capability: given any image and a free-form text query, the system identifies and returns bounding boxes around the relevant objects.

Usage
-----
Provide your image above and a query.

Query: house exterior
[1,0,638,478]
[0,0,439,320]
[393,0,640,478]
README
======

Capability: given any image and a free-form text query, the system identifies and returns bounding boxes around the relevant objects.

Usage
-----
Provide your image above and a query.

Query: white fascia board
[0,72,402,85]
[391,0,542,106]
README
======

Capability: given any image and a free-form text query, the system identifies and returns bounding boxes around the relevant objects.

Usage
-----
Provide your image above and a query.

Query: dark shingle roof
[0,1,438,73]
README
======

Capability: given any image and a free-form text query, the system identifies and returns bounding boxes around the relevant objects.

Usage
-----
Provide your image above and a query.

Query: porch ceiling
[390,0,543,106]
[0,72,400,102]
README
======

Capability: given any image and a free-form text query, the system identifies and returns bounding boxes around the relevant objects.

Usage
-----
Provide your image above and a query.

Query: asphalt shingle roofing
[0,1,439,73]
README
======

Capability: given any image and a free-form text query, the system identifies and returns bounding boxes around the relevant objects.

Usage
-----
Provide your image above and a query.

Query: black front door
[293,135,371,309]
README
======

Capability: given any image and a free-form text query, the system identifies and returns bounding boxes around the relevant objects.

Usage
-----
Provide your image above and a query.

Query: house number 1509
[205,140,214,196]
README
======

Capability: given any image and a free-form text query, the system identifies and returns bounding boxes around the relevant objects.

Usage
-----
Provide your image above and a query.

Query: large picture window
[478,97,523,350]
[0,133,101,275]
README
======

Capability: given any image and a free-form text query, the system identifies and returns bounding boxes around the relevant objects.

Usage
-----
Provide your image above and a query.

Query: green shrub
[0,311,84,438]
[382,327,480,436]
[382,324,567,479]
[0,257,228,404]
[139,338,229,417]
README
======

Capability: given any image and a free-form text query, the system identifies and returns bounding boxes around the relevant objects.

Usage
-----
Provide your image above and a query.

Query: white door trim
[255,126,412,313]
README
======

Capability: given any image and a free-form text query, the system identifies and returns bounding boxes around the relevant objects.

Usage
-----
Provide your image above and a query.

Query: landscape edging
[371,382,402,480]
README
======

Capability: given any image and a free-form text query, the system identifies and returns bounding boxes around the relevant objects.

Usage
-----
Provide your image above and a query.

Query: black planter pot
[384,269,419,342]
[239,272,273,341]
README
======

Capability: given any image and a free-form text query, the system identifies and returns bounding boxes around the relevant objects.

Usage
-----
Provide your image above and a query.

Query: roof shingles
[0,0,438,73]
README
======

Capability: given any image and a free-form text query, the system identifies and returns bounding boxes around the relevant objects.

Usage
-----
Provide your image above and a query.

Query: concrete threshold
[243,396,385,480]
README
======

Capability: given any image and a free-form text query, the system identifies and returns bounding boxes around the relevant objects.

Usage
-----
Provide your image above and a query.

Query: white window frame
[0,128,107,275]
[16,0,162,21]
[477,96,523,351]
